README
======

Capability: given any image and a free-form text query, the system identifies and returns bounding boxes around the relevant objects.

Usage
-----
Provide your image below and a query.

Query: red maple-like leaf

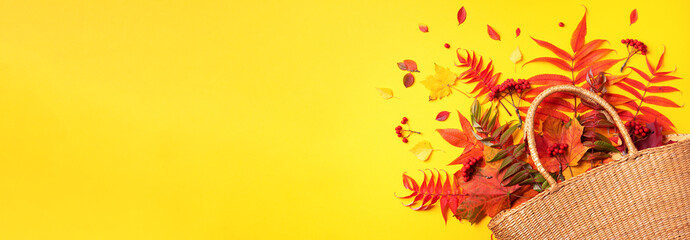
[534,117,590,173]
[437,111,484,165]
[455,166,521,223]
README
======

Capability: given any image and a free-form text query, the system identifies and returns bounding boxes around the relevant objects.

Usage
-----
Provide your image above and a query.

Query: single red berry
[444,43,450,48]
[402,138,408,143]
[397,133,402,137]
[559,22,565,27]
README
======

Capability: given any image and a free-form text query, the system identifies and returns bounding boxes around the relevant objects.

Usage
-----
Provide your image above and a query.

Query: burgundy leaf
[436,111,451,121]
[487,25,500,41]
[630,9,638,25]
[403,73,414,88]
[457,7,467,25]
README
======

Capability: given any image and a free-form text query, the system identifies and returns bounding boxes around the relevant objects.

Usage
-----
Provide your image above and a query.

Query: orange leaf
[487,25,500,41]
[536,117,590,172]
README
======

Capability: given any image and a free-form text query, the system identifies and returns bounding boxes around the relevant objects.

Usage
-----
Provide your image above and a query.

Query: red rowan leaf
[657,47,666,72]
[574,58,623,84]
[630,9,638,25]
[620,78,646,91]
[638,106,675,128]
[614,82,643,99]
[515,28,521,37]
[573,39,607,61]
[457,7,467,25]
[403,73,414,88]
[643,96,681,108]
[649,75,681,83]
[419,24,429,33]
[574,49,614,71]
[531,37,572,60]
[487,25,500,41]
[524,57,573,71]
[398,170,465,223]
[571,7,588,52]
[646,86,680,93]
[603,93,635,106]
[526,74,572,85]
[436,111,451,121]
[629,67,651,81]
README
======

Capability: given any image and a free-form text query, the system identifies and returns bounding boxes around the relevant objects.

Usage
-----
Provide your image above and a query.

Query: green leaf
[504,172,529,186]
[488,149,508,162]
[499,156,515,171]
[513,143,526,157]
[502,163,523,181]
[499,124,519,145]
[593,140,619,153]
[471,99,481,119]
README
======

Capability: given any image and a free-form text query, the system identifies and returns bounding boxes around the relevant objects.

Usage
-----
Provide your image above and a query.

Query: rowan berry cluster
[459,156,482,182]
[487,78,531,101]
[547,143,568,157]
[621,39,648,55]
[625,121,651,139]
[395,117,419,143]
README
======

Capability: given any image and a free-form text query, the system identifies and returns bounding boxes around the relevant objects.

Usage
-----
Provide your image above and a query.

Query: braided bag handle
[524,85,638,188]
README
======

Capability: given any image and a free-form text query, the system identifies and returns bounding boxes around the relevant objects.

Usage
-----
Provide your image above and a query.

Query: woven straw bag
[487,85,690,239]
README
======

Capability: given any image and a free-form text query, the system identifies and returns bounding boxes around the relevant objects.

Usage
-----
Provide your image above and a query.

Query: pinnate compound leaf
[436,111,451,121]
[410,140,434,161]
[377,88,394,99]
[457,7,467,25]
[487,25,500,41]
[630,9,638,25]
[397,170,464,224]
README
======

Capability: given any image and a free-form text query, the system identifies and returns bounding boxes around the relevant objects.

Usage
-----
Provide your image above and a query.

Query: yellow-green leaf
[376,88,394,99]
[409,140,434,161]
[510,47,522,64]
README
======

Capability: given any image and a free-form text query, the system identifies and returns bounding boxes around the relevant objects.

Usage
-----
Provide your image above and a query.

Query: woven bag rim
[488,134,690,228]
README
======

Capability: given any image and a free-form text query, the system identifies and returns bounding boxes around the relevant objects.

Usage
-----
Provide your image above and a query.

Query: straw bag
[487,85,690,239]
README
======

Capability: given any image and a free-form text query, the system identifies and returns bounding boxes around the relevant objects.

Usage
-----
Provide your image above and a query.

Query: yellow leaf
[409,140,434,161]
[509,47,522,64]
[376,88,394,99]
[420,64,457,100]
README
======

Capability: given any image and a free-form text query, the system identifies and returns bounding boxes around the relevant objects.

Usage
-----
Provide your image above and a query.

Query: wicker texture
[487,85,690,239]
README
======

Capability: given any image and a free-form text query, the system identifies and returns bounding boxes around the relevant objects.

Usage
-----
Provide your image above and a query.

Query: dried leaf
[419,24,429,33]
[630,9,638,25]
[403,73,415,88]
[487,25,500,41]
[515,28,521,37]
[403,60,418,72]
[410,140,434,161]
[421,64,458,100]
[455,166,521,223]
[436,111,450,121]
[457,7,467,25]
[509,47,522,64]
[377,88,394,99]
[535,117,590,172]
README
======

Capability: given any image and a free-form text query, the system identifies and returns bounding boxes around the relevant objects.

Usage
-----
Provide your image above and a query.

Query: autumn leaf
[635,121,664,150]
[487,25,500,41]
[397,59,419,72]
[535,117,590,173]
[397,170,464,224]
[437,111,484,165]
[510,47,522,64]
[376,88,394,99]
[630,9,638,25]
[515,28,521,38]
[571,7,587,52]
[421,64,458,100]
[419,24,429,33]
[403,73,414,88]
[410,140,434,161]
[436,111,450,121]
[455,166,521,223]
[457,7,467,25]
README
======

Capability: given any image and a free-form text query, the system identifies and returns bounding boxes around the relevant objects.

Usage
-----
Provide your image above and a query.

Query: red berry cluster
[625,121,651,139]
[395,117,419,143]
[547,143,568,157]
[621,39,648,55]
[459,156,482,182]
[488,78,531,100]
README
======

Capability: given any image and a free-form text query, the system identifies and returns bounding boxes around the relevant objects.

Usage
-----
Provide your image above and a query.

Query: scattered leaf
[421,64,458,100]
[487,25,500,41]
[403,73,415,88]
[410,140,434,161]
[457,7,467,25]
[630,9,638,25]
[515,28,521,37]
[397,60,419,72]
[419,24,429,33]
[377,88,394,99]
[510,47,522,64]
[436,111,450,121]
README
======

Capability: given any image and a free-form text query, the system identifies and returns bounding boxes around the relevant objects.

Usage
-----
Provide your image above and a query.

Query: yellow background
[0,0,689,239]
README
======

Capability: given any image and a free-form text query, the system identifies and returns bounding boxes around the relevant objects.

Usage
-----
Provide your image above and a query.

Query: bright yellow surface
[0,0,689,239]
